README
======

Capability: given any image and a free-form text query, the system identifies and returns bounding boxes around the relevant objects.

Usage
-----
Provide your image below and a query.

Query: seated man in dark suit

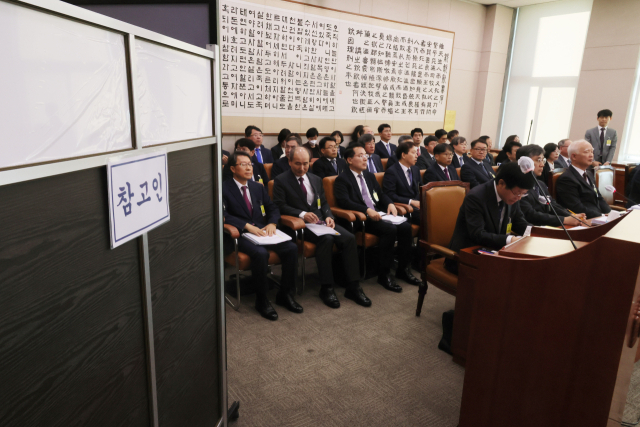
[516,145,588,227]
[273,147,371,309]
[222,151,302,321]
[335,146,421,291]
[450,136,469,168]
[374,123,397,159]
[360,134,384,173]
[555,139,612,218]
[445,162,534,275]
[435,129,448,144]
[383,141,422,224]
[271,134,302,179]
[246,125,274,164]
[417,135,438,170]
[271,128,291,161]
[312,136,347,178]
[423,143,459,184]
[385,135,412,169]
[460,139,496,189]
[303,127,322,159]
[222,138,269,185]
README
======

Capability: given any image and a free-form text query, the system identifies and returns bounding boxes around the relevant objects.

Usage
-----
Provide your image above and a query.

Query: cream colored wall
[569,0,640,162]
[222,0,513,153]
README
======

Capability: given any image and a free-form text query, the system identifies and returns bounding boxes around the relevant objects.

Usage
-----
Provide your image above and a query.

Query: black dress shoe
[395,267,422,286]
[377,274,402,293]
[438,310,454,355]
[319,287,340,309]
[255,299,278,321]
[275,292,304,313]
[344,288,372,307]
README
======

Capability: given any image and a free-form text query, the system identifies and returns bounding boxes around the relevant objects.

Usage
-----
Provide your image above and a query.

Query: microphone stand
[532,174,578,250]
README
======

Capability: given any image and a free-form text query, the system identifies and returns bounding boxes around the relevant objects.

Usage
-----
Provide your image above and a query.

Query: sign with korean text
[107,151,170,248]
[219,0,453,123]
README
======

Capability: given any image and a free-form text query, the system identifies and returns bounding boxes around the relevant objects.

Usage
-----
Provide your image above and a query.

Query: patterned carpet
[226,263,640,427]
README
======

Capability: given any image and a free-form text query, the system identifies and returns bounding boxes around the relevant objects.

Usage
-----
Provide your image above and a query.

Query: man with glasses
[246,125,274,164]
[358,134,384,173]
[460,139,496,189]
[555,139,572,168]
[423,143,459,184]
[516,145,588,226]
[271,134,302,179]
[445,162,534,275]
[312,136,347,178]
[222,138,270,185]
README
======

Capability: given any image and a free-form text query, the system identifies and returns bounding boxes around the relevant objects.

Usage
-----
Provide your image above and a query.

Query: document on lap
[242,229,292,245]
[305,223,340,236]
[376,212,408,224]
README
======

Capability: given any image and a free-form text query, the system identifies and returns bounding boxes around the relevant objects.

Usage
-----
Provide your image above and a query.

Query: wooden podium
[454,211,640,427]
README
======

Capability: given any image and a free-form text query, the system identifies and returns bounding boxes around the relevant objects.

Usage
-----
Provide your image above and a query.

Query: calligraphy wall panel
[219,0,454,134]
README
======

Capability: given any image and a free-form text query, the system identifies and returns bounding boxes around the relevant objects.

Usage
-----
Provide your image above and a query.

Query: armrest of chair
[429,244,458,260]
[330,207,366,222]
[223,224,240,239]
[280,215,306,230]
[610,205,627,212]
[394,202,413,214]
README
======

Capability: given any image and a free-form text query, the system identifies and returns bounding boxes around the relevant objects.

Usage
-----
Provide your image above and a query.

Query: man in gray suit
[584,109,616,166]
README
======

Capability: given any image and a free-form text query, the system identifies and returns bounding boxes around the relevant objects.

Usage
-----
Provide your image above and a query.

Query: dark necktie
[481,162,490,177]
[407,168,413,185]
[299,177,308,199]
[241,186,252,214]
[584,173,591,186]
[443,167,450,180]
[331,159,338,172]
[358,175,376,210]
[498,201,505,231]
[599,128,605,155]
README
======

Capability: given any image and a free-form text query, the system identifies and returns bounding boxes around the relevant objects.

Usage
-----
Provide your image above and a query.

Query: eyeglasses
[472,148,487,153]
[237,162,253,168]
[510,188,528,199]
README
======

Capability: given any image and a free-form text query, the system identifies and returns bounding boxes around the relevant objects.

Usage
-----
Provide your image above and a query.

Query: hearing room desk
[453,211,640,427]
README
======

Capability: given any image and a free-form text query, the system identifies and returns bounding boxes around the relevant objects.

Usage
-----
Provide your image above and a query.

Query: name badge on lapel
[506,222,512,234]
[606,139,612,146]
[257,175,264,185]
[260,204,266,216]
[372,191,379,202]
[317,197,321,209]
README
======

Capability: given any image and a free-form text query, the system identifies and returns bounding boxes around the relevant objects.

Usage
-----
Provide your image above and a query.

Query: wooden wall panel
[0,168,149,427]
[148,145,220,426]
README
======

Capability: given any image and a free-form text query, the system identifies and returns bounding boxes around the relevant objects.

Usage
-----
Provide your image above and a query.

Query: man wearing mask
[303,127,322,159]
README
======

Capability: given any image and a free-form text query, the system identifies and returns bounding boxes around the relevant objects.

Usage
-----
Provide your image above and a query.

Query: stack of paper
[629,204,640,211]
[591,215,608,225]
[305,223,340,236]
[243,229,292,245]
[376,212,408,225]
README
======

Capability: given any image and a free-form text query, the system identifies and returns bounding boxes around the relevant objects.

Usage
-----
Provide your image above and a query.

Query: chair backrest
[492,166,498,173]
[264,163,273,180]
[381,158,388,171]
[310,158,318,165]
[420,169,426,182]
[268,180,275,199]
[323,175,338,207]
[595,166,615,205]
[374,172,384,187]
[456,167,461,177]
[420,181,469,247]
[549,169,564,199]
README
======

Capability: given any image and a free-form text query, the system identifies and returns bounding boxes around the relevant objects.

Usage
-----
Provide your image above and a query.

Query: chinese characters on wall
[219,0,453,123]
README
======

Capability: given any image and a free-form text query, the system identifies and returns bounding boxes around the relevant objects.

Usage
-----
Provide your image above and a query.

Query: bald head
[289,146,312,177]
[567,139,593,169]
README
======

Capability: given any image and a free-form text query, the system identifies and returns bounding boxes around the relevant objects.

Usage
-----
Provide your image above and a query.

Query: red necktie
[443,167,450,180]
[241,186,252,213]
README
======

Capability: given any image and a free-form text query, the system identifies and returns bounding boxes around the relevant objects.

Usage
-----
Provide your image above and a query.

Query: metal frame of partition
[0,0,227,425]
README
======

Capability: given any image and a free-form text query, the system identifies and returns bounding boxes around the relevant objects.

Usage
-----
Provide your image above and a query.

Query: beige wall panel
[584,0,640,49]
[263,117,302,134]
[335,119,367,139]
[451,48,482,72]
[301,118,335,134]
[492,5,514,55]
[581,45,640,72]
[483,52,507,74]
[261,135,280,150]
[481,4,496,53]
[222,135,239,152]
[569,68,636,146]
[266,0,305,12]
[447,68,480,136]
[370,0,410,23]
[426,0,451,30]
[479,71,505,138]
[407,0,430,28]
[359,0,373,15]
[472,70,489,137]
[448,0,486,52]
[223,116,264,133]
[299,0,360,14]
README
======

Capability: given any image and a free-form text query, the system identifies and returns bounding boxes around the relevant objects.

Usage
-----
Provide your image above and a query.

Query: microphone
[517,157,578,249]
[605,185,639,206]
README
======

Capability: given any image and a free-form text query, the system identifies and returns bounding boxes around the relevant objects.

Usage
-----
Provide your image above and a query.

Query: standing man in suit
[222,151,302,321]
[516,144,587,226]
[271,134,302,179]
[303,127,322,159]
[385,135,413,169]
[445,162,534,275]
[478,135,494,166]
[585,109,617,166]
[450,136,469,168]
[423,143,459,184]
[222,139,270,185]
[312,136,347,178]
[360,134,384,173]
[273,148,371,308]
[555,140,612,218]
[555,139,572,168]
[246,125,274,164]
[460,139,496,189]
[382,142,422,224]
[335,146,421,291]
[374,123,396,159]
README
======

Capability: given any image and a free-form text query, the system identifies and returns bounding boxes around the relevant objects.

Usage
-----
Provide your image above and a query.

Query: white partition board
[135,39,213,146]
[0,0,132,169]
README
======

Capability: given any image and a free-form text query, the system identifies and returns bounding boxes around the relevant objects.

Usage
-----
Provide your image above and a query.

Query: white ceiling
[469,0,561,8]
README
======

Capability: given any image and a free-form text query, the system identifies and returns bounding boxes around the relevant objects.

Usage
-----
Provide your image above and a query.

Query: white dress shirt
[399,162,413,203]
[296,173,316,218]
